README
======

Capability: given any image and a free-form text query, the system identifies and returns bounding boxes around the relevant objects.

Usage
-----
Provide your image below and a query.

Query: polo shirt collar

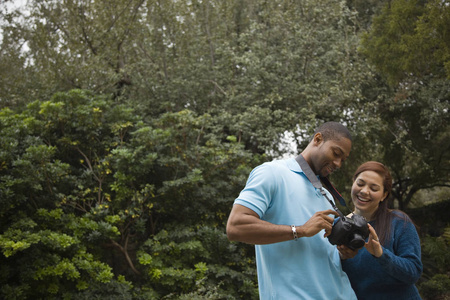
[287,157,321,179]
[287,157,303,173]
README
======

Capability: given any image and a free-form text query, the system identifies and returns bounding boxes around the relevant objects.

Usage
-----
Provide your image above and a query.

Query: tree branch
[110,237,141,275]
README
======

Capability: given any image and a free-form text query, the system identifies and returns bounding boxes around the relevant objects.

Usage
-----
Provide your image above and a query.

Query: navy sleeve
[376,218,423,284]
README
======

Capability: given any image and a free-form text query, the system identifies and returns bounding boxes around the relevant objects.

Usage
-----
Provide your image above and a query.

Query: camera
[327,214,369,250]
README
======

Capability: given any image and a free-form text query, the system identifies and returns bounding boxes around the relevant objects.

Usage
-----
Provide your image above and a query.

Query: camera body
[327,214,369,250]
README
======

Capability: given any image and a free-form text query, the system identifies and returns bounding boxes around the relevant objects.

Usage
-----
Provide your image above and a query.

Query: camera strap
[295,155,346,217]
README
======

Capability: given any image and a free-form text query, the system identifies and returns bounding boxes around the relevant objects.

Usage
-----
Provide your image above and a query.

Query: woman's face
[351,170,388,220]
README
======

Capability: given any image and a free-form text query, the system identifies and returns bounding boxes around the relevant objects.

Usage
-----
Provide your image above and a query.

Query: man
[226,122,357,299]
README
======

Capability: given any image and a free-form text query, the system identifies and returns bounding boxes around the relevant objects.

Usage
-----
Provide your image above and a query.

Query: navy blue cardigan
[342,212,423,300]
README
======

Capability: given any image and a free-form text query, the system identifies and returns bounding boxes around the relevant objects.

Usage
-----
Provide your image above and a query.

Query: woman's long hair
[352,161,405,245]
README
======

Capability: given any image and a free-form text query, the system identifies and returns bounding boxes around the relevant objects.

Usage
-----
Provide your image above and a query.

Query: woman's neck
[353,209,374,221]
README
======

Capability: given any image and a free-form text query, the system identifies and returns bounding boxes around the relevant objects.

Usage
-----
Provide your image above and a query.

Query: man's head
[305,122,352,177]
[313,122,352,143]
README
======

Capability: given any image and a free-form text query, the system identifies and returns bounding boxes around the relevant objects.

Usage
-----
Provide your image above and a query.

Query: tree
[1,0,377,156]
[4,0,448,296]
[0,90,129,298]
[359,0,450,209]
[0,89,260,298]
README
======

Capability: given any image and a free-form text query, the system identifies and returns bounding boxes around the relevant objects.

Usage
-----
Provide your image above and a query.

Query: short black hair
[314,122,352,142]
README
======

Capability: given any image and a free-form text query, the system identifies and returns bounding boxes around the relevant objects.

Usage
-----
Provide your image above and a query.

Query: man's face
[311,135,351,177]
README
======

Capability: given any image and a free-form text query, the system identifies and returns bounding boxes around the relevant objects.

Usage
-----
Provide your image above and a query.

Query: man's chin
[320,170,331,177]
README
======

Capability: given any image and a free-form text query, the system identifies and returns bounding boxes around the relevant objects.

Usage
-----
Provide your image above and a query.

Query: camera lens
[348,233,365,250]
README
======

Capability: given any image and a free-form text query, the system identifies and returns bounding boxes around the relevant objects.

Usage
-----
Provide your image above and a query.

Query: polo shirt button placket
[315,189,322,198]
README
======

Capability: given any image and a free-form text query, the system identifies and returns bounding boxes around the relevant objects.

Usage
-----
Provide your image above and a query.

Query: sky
[0,0,29,46]
[3,0,28,13]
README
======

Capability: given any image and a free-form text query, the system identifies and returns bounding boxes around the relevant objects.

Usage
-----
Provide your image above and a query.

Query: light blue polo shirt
[235,158,357,300]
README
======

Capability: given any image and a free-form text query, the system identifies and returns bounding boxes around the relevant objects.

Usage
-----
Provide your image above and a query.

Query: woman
[341,161,423,300]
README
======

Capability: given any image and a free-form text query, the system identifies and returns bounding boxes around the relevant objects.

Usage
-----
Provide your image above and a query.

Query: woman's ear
[381,191,389,202]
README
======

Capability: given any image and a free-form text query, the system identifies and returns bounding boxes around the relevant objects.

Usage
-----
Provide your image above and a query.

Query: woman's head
[351,161,392,220]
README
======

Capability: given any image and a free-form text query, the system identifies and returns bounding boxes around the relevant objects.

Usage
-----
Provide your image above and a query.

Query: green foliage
[0,0,448,297]
[353,0,450,210]
[360,0,450,84]
[0,89,258,298]
[0,90,136,298]
[419,274,450,300]
[374,78,450,209]
[418,225,450,299]
[137,226,258,299]
[1,0,375,156]
[421,227,450,276]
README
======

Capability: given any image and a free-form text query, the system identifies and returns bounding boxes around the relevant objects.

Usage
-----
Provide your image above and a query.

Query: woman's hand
[365,223,383,257]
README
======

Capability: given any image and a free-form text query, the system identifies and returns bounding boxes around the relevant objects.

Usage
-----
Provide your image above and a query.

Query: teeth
[358,196,369,202]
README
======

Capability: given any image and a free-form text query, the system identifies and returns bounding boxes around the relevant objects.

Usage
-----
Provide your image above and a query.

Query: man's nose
[333,159,342,169]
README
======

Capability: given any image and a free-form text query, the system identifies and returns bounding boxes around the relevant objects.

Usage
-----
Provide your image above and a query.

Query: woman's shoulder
[390,209,412,221]
[389,210,418,231]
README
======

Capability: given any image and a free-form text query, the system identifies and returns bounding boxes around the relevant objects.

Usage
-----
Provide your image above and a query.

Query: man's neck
[299,150,316,175]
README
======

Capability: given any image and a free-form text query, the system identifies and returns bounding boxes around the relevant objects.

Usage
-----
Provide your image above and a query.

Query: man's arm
[226,204,338,245]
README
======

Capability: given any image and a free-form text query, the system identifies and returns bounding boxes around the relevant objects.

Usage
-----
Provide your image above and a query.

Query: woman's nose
[360,186,369,195]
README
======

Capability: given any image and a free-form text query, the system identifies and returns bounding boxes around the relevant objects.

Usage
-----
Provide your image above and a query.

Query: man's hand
[337,245,359,260]
[297,209,339,238]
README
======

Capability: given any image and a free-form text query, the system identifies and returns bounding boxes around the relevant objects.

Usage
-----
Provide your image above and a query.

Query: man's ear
[313,132,323,145]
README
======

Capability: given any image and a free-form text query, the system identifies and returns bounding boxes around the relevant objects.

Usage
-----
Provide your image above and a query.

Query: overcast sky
[1,0,29,44]
[4,0,28,12]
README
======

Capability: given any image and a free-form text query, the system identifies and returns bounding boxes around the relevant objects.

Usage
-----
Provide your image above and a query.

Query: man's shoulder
[256,158,293,174]
[264,158,295,168]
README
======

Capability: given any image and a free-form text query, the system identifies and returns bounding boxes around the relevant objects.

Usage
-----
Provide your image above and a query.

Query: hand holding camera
[327,214,370,250]
[364,223,383,257]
